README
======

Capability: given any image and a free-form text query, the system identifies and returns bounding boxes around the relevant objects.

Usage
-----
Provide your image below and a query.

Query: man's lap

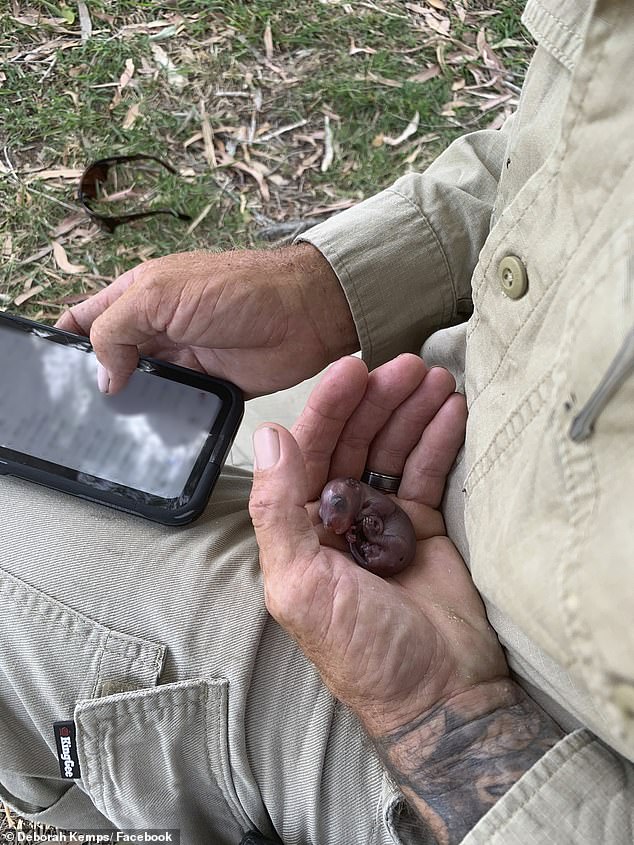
[0,470,409,845]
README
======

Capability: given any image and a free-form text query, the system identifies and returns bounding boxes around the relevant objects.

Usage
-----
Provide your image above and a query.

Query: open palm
[249,354,507,738]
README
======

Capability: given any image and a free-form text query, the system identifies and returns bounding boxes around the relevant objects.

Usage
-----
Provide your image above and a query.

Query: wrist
[373,679,565,845]
[286,242,359,365]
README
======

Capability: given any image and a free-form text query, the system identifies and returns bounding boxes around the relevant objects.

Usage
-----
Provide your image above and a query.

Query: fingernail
[96,361,110,394]
[253,426,280,470]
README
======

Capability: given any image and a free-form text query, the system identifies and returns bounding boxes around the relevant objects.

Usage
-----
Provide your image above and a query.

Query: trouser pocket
[75,679,251,845]
[0,565,164,821]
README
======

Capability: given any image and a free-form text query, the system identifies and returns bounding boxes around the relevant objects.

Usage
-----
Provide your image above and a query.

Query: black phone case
[0,313,244,526]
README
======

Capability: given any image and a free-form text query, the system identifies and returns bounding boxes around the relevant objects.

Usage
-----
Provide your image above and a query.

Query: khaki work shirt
[302,0,634,841]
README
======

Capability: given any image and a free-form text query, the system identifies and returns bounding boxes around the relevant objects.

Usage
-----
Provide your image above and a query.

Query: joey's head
[319,477,362,534]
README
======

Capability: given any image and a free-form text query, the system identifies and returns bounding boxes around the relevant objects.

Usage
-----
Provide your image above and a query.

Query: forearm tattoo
[374,680,564,845]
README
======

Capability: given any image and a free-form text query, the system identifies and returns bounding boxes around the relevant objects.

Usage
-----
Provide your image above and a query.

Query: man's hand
[249,354,563,844]
[249,353,504,732]
[55,244,357,396]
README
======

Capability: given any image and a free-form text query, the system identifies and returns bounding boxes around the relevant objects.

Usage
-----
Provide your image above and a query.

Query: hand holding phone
[0,314,243,525]
[55,246,357,398]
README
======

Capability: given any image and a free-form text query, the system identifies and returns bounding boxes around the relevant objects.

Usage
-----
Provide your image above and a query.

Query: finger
[399,392,467,508]
[329,354,427,480]
[56,264,150,395]
[365,367,456,476]
[88,274,166,395]
[249,425,322,617]
[55,267,139,335]
[291,356,368,499]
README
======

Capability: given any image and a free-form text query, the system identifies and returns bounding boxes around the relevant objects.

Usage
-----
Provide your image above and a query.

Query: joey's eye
[330,495,345,511]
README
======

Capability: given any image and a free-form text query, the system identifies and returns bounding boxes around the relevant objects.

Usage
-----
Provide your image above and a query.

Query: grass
[1,0,533,324]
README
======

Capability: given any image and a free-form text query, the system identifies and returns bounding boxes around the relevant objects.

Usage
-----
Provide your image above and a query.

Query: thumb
[249,424,321,592]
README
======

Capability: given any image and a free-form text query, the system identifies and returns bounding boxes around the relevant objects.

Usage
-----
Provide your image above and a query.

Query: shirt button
[498,255,528,299]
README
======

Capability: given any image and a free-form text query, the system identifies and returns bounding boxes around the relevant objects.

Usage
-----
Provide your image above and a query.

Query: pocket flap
[76,679,252,845]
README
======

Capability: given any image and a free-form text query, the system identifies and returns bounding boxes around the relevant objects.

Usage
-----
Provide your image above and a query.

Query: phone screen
[0,325,222,499]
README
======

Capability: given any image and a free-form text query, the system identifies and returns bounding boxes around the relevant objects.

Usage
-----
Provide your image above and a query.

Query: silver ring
[361,469,402,494]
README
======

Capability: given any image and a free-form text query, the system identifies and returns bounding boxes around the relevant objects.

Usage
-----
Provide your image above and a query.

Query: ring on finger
[361,469,402,494]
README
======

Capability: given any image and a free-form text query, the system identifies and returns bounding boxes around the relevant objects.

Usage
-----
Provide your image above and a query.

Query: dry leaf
[258,119,307,141]
[183,132,203,149]
[264,21,273,60]
[77,0,92,43]
[11,14,65,28]
[151,44,187,91]
[14,285,45,307]
[50,214,85,238]
[408,64,440,84]
[110,58,135,110]
[186,202,214,235]
[365,71,403,88]
[423,12,450,35]
[426,0,446,9]
[487,111,509,130]
[200,99,217,168]
[52,241,86,275]
[293,149,322,178]
[321,115,334,173]
[479,92,513,112]
[56,292,93,305]
[122,102,140,129]
[383,111,420,147]
[305,199,356,216]
[64,89,80,108]
[230,162,270,201]
[122,19,180,36]
[183,131,204,149]
[202,116,216,167]
[476,28,502,70]
[404,2,427,13]
[493,37,524,49]
[349,38,376,55]
[405,144,423,165]
[17,245,53,266]
[149,24,183,41]
[23,168,83,182]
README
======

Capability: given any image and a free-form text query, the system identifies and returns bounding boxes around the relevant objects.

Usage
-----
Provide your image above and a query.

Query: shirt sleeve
[297,126,510,370]
[459,730,634,844]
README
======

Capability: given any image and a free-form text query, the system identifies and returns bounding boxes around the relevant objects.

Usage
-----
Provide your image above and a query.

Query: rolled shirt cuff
[460,729,634,844]
[297,188,455,371]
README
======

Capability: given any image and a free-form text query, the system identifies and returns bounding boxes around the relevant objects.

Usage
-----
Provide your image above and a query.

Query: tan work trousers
[0,467,425,845]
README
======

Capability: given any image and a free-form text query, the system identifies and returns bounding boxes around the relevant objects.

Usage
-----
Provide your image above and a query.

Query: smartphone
[0,313,244,525]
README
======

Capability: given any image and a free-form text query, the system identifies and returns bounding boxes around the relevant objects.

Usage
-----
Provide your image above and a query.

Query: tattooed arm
[374,678,564,845]
[249,357,564,843]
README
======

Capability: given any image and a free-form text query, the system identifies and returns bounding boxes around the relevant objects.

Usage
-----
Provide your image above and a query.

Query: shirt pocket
[551,224,634,761]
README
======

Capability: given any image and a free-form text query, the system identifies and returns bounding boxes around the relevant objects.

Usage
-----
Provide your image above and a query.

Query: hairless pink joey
[319,478,416,577]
